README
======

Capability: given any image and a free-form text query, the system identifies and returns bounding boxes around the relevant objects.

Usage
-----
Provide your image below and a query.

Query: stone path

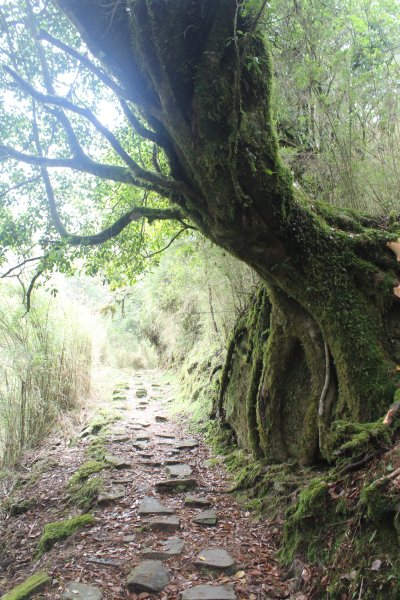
[0,370,294,599]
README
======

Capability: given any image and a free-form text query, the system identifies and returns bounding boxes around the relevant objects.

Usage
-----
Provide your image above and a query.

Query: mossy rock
[37,514,94,555]
[68,460,107,487]
[2,570,50,599]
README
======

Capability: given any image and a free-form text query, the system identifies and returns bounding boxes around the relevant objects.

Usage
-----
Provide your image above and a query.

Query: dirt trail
[0,370,295,599]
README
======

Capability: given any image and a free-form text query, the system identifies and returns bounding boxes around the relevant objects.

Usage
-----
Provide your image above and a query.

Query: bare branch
[38,29,132,101]
[3,65,194,198]
[119,99,161,146]
[140,227,189,260]
[25,268,43,313]
[1,255,46,278]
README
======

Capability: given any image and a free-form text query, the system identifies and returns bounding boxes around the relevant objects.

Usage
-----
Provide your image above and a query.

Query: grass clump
[37,513,94,555]
[2,571,50,599]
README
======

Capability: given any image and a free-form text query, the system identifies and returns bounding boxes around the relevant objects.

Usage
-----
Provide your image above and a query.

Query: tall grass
[0,283,92,467]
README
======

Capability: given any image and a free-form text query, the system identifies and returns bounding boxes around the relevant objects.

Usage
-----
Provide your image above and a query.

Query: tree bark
[56,0,400,460]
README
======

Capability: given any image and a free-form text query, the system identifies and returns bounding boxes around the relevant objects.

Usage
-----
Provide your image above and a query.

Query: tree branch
[38,29,132,101]
[0,255,46,278]
[3,65,195,199]
[140,227,189,259]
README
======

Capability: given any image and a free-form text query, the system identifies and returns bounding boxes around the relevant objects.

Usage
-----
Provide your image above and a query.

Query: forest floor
[0,370,312,600]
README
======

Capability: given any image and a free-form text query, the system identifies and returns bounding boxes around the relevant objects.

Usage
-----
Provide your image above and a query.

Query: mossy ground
[67,460,108,510]
[37,513,94,556]
[1,571,50,600]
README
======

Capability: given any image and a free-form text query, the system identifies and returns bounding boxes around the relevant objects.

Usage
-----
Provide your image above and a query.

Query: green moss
[86,437,107,461]
[327,419,393,464]
[282,476,331,563]
[68,476,103,511]
[67,460,107,510]
[37,513,94,555]
[2,571,50,599]
[68,460,107,487]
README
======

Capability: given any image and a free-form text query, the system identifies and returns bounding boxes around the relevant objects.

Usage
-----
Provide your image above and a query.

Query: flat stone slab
[123,535,136,542]
[165,464,193,478]
[185,495,213,508]
[105,455,131,469]
[155,479,197,493]
[157,434,176,440]
[142,537,184,560]
[147,516,180,532]
[193,509,217,526]
[62,582,103,599]
[111,435,130,443]
[180,585,236,600]
[98,485,125,504]
[175,439,199,449]
[195,548,235,570]
[138,496,175,515]
[138,421,151,427]
[135,388,148,398]
[136,435,150,441]
[155,415,168,422]
[133,441,148,450]
[127,560,169,593]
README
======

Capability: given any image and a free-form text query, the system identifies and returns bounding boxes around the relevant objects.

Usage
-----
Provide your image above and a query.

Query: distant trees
[269,0,400,211]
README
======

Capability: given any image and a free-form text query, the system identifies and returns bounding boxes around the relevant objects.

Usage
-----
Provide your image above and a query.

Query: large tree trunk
[58,0,400,460]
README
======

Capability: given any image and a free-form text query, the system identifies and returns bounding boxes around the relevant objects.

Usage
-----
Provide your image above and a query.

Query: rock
[138,497,175,515]
[122,535,136,542]
[155,415,168,422]
[104,455,131,469]
[147,517,180,532]
[142,537,184,560]
[195,548,235,571]
[151,383,161,388]
[136,388,148,398]
[155,479,197,493]
[62,582,103,599]
[127,560,170,593]
[157,435,176,440]
[139,460,162,467]
[112,435,130,443]
[132,441,148,451]
[138,421,151,427]
[180,584,236,600]
[165,464,193,478]
[193,509,217,526]
[136,435,150,441]
[175,439,199,449]
[98,485,125,504]
[185,495,213,508]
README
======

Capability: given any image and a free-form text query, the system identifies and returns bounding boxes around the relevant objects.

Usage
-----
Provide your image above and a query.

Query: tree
[1,0,400,463]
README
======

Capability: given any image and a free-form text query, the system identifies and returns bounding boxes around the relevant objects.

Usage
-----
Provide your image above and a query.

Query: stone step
[104,455,131,469]
[62,582,103,599]
[180,584,236,600]
[127,560,169,594]
[185,495,212,508]
[195,548,235,571]
[142,537,184,560]
[175,439,199,449]
[138,496,175,515]
[98,485,125,504]
[155,478,197,493]
[146,516,180,531]
[165,464,193,478]
[192,509,218,526]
